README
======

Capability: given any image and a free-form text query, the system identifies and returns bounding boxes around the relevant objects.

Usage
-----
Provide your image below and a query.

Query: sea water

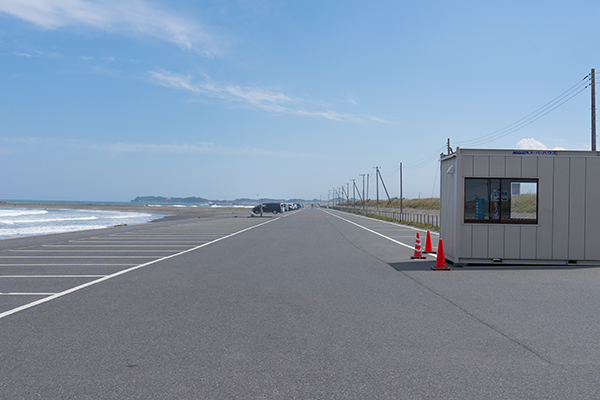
[0,208,160,240]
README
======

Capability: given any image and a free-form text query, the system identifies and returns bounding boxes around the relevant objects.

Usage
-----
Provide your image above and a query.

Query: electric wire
[403,145,446,171]
[401,74,590,171]
[326,73,593,200]
[458,74,590,148]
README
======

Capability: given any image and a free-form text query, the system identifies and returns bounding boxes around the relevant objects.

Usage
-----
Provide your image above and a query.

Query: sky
[0,0,598,202]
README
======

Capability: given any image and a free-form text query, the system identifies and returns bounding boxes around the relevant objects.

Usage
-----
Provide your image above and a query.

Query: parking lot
[1,208,600,399]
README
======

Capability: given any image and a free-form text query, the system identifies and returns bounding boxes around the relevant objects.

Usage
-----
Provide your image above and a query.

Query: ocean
[0,208,161,240]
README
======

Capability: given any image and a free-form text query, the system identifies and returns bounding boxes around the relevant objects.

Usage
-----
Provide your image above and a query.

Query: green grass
[342,197,440,210]
[363,213,439,231]
[511,193,537,213]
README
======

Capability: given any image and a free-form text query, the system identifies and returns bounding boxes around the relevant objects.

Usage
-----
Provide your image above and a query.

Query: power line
[458,75,590,148]
[403,145,446,171]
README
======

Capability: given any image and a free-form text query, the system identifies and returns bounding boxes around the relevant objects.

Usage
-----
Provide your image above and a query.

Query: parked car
[252,203,283,214]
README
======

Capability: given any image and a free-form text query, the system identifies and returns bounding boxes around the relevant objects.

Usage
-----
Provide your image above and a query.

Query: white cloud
[148,69,377,123]
[368,115,393,124]
[0,136,319,159]
[517,138,565,150]
[0,0,221,55]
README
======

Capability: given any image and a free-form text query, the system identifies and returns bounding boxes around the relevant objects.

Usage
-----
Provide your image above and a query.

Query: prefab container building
[440,148,600,266]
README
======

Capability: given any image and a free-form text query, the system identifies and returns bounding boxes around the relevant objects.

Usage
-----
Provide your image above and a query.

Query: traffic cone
[431,238,451,270]
[423,230,435,253]
[411,232,426,259]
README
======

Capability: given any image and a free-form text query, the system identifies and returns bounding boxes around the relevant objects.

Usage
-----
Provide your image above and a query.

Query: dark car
[252,203,283,214]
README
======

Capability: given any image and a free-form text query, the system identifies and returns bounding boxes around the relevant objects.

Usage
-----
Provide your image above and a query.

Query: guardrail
[332,206,439,228]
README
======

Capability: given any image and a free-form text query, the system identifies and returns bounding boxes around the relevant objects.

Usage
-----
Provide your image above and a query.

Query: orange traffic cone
[431,238,451,270]
[411,232,426,259]
[423,230,435,253]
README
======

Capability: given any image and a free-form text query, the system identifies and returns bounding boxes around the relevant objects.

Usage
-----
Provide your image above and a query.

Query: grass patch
[365,213,439,232]
[342,197,440,210]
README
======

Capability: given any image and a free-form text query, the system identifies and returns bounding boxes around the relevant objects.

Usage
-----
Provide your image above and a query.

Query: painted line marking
[42,245,192,248]
[0,275,105,278]
[68,241,206,244]
[10,250,180,252]
[0,264,134,266]
[0,256,162,259]
[0,218,278,320]
[333,210,440,235]
[0,293,56,296]
[322,209,437,259]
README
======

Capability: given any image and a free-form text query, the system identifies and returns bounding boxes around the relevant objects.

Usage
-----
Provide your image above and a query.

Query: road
[0,208,599,399]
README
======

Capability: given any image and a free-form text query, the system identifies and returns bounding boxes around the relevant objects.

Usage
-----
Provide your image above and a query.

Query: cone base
[411,256,427,259]
[431,266,451,271]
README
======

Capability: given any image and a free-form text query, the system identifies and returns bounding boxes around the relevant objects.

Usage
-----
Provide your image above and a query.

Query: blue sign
[475,198,485,219]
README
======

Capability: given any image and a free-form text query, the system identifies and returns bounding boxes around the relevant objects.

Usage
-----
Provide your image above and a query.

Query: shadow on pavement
[389,260,436,271]
[389,260,600,271]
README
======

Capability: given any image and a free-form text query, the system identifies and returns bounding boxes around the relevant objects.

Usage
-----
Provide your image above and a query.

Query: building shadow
[389,260,437,271]
[389,260,600,271]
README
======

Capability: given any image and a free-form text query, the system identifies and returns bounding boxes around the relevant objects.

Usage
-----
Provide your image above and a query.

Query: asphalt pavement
[0,208,599,399]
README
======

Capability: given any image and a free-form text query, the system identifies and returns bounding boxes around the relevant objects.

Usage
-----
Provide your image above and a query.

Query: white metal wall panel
[536,157,554,259]
[473,156,489,176]
[461,155,473,177]
[504,226,521,259]
[440,157,457,259]
[472,225,488,258]
[460,225,472,258]
[489,156,505,177]
[488,225,504,258]
[520,225,537,259]
[585,158,600,259]
[505,156,522,178]
[552,157,569,259]
[446,149,600,263]
[568,157,586,259]
[521,156,538,177]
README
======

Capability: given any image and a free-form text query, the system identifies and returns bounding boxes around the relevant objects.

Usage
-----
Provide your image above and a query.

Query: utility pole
[400,162,403,213]
[360,174,366,210]
[592,68,596,151]
[346,183,350,203]
[351,179,356,204]
[374,166,380,211]
[366,174,370,210]
[377,167,393,206]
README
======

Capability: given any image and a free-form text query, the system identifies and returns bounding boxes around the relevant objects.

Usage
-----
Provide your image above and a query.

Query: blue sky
[0,0,598,202]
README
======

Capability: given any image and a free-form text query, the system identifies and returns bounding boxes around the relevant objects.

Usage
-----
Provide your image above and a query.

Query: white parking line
[11,250,179,252]
[0,256,161,258]
[44,245,193,248]
[0,293,57,296]
[322,209,437,259]
[0,217,278,320]
[0,264,135,266]
[0,275,105,278]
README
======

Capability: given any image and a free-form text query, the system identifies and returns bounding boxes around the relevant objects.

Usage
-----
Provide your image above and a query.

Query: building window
[464,178,538,224]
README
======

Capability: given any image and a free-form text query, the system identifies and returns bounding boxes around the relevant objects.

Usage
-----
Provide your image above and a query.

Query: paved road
[0,208,599,399]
